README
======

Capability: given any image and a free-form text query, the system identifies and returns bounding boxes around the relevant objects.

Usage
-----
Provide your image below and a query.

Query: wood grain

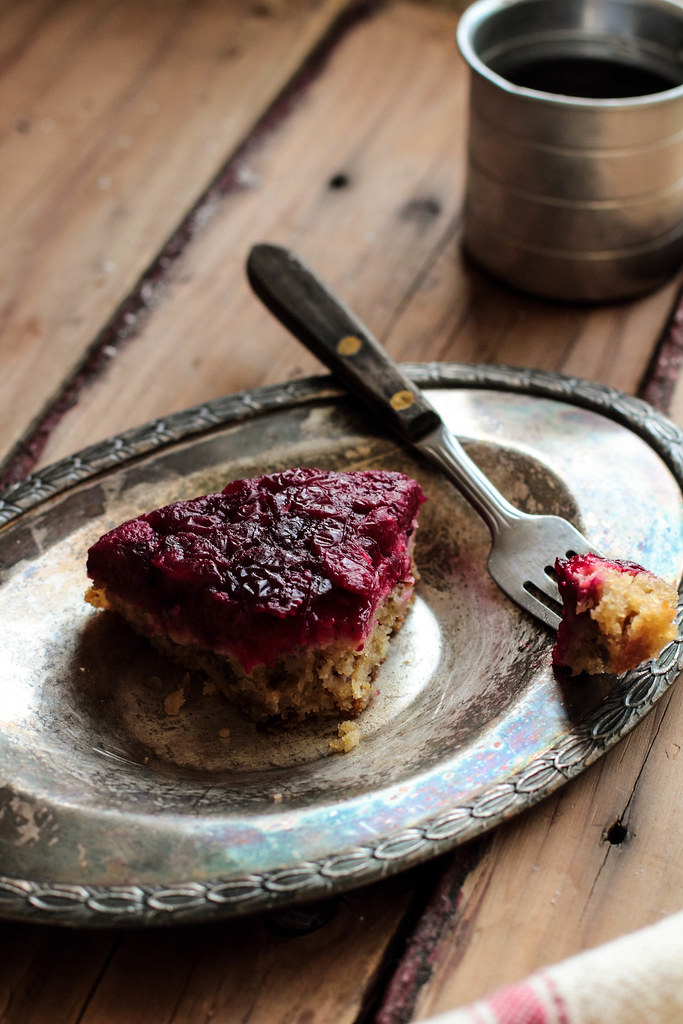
[32,0,683,472]
[0,0,351,464]
[0,925,117,1023]
[0,875,434,1024]
[1,0,682,1021]
[31,0,469,468]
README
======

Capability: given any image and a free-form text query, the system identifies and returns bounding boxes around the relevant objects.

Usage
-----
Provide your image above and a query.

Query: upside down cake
[86,467,425,721]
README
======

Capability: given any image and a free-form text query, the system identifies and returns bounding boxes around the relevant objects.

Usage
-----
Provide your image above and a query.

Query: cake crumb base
[86,579,414,722]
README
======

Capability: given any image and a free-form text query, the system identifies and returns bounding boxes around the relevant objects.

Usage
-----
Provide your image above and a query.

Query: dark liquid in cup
[498,56,681,98]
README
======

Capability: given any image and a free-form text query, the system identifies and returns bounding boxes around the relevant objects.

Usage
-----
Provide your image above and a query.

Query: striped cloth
[424,911,683,1024]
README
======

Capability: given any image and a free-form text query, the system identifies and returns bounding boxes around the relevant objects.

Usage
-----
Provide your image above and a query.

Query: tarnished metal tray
[0,364,681,927]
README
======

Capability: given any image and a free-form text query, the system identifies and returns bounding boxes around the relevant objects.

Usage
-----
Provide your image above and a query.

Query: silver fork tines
[416,423,598,630]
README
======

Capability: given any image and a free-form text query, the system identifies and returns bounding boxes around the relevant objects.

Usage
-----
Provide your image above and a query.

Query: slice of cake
[552,553,678,675]
[86,467,425,721]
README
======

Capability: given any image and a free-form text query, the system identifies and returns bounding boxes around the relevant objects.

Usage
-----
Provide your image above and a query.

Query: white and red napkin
[424,910,683,1024]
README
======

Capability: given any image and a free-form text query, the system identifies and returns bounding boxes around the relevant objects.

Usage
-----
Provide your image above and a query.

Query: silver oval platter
[0,363,681,927]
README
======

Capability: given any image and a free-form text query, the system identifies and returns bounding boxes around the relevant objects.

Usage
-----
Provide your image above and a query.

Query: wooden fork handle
[246,243,442,444]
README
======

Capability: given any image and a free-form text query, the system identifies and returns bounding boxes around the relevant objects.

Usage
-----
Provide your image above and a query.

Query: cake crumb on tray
[164,687,186,717]
[329,720,362,753]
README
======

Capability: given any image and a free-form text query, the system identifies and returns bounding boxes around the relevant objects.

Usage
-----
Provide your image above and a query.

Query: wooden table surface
[1,1,682,1020]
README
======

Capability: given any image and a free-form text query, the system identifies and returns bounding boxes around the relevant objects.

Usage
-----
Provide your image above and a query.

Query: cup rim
[456,0,683,108]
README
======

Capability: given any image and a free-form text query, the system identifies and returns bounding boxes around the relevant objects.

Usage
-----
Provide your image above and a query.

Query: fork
[246,243,599,630]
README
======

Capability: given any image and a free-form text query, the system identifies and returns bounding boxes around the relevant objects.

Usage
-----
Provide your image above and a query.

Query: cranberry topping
[557,553,647,606]
[87,468,425,671]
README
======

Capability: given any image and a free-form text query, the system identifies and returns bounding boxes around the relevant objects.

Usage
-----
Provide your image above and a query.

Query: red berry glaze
[87,468,425,672]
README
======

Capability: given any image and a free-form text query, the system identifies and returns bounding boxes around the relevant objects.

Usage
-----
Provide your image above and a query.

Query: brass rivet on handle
[390,390,415,411]
[337,335,362,356]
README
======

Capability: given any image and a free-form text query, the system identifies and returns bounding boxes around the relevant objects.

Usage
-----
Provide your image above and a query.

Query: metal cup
[457,0,683,302]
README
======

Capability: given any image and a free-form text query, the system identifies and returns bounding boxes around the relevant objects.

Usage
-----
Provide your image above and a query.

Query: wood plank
[30,0,469,468]
[0,876,428,1024]
[388,258,682,396]
[79,885,414,1024]
[0,924,117,1023]
[0,0,351,463]
[30,0,683,471]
